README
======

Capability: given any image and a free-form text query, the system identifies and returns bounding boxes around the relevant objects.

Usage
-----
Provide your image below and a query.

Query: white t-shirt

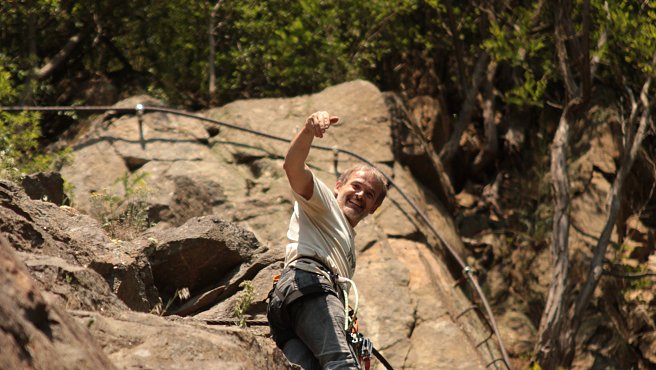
[284,172,357,279]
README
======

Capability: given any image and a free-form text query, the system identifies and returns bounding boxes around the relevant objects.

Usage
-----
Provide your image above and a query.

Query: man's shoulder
[311,172,333,194]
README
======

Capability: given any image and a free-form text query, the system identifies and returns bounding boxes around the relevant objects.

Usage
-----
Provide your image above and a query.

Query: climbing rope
[336,275,359,332]
[0,104,511,369]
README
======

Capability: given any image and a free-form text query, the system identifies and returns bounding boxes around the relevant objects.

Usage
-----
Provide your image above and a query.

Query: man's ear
[369,204,380,214]
[369,194,385,214]
[333,180,343,197]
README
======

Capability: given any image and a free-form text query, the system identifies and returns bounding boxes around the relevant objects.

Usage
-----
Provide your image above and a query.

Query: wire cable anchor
[136,103,145,149]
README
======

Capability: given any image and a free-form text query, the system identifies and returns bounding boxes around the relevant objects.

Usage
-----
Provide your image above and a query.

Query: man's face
[334,170,383,227]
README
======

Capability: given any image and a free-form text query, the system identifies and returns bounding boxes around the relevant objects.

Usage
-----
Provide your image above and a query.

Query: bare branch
[590,1,610,78]
[554,1,579,99]
[34,33,83,81]
[603,269,656,279]
[439,51,490,166]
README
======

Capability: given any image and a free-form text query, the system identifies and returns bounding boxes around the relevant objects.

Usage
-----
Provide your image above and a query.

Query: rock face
[70,310,290,370]
[2,81,509,369]
[0,180,158,312]
[0,178,291,370]
[0,237,117,370]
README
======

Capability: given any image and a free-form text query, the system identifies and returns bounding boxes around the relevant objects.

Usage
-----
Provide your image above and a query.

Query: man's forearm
[285,126,314,173]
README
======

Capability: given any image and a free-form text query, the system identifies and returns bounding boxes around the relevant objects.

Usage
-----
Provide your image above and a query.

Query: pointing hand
[306,111,340,138]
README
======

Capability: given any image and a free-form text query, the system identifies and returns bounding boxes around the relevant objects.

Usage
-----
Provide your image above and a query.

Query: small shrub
[89,172,152,240]
[151,287,190,316]
[234,280,255,327]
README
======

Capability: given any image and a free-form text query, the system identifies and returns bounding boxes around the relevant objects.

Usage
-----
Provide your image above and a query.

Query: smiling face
[334,170,385,227]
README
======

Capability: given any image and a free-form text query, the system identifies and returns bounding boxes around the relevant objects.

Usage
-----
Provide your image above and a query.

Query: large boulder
[146,216,265,301]
[206,80,394,170]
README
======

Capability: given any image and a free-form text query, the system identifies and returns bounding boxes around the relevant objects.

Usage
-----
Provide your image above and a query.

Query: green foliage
[482,3,555,107]
[89,172,152,241]
[234,280,255,328]
[1,0,655,111]
[504,69,551,108]
[628,275,655,291]
[209,0,418,99]
[603,0,656,84]
[0,64,70,180]
[531,362,542,370]
[0,0,421,106]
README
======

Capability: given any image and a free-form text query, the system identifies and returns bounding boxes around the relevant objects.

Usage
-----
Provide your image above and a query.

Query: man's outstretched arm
[283,111,339,200]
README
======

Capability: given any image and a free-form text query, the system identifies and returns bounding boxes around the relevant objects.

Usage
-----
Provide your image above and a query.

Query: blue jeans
[267,267,359,370]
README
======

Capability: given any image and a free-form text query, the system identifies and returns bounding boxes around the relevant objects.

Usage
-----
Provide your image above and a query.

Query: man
[267,111,388,369]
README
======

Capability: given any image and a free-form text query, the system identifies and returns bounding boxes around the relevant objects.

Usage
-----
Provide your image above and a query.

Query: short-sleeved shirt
[284,172,357,279]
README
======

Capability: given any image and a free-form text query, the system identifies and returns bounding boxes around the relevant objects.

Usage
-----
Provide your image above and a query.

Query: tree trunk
[472,60,498,172]
[534,35,654,366]
[533,98,579,369]
[581,0,591,102]
[533,2,586,366]
[554,0,579,100]
[208,0,222,106]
